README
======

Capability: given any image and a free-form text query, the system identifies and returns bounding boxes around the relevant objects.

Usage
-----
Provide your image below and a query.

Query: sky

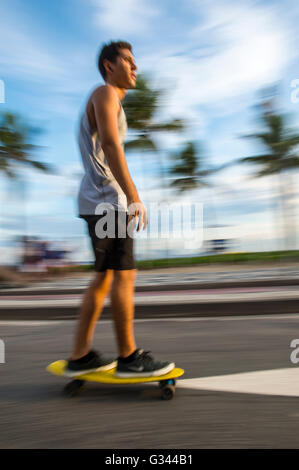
[1,0,299,264]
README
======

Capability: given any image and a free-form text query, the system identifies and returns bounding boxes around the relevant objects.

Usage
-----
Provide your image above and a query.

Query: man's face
[106,48,137,89]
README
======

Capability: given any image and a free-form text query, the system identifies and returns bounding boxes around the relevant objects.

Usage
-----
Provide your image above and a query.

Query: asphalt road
[1,314,299,448]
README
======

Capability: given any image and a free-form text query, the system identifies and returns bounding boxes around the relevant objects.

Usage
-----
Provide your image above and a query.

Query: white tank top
[77,87,128,215]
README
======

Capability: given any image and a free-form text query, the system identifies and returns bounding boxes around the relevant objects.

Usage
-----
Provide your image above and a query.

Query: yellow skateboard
[47,360,184,400]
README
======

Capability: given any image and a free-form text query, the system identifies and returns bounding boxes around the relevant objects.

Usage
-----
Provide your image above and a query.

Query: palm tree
[168,141,211,250]
[123,74,186,259]
[168,141,236,254]
[0,111,55,258]
[123,74,185,198]
[169,140,233,192]
[237,103,299,250]
[169,142,211,193]
[0,111,52,177]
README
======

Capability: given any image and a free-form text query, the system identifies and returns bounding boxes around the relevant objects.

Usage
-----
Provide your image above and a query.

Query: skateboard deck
[47,360,184,400]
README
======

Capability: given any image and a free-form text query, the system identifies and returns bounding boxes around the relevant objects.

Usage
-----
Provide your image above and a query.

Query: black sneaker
[64,350,117,377]
[115,349,175,378]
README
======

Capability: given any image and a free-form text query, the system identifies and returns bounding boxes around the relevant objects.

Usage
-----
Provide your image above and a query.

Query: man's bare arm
[92,86,148,230]
[92,86,138,201]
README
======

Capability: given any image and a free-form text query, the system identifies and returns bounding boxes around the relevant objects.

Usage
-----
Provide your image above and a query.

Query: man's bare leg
[110,268,137,358]
[70,269,114,360]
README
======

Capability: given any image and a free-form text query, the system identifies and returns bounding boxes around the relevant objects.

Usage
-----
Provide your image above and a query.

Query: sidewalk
[1,263,299,320]
[1,262,299,295]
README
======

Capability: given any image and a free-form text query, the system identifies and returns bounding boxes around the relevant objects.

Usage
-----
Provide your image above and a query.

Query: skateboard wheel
[161,384,175,400]
[63,379,85,397]
[159,379,176,389]
[159,380,168,389]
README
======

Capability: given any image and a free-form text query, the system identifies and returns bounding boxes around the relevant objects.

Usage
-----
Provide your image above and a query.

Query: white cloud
[138,0,292,125]
[91,0,159,35]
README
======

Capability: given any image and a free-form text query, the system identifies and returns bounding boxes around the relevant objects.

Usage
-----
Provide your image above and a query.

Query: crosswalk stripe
[178,368,299,397]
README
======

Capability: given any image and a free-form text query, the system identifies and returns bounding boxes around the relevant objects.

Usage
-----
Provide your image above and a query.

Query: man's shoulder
[90,85,120,116]
[91,84,117,101]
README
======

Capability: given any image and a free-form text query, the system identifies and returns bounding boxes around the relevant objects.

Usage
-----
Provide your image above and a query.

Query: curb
[1,278,299,296]
[1,298,299,321]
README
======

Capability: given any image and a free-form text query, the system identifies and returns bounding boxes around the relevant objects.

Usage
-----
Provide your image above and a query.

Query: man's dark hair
[98,40,133,80]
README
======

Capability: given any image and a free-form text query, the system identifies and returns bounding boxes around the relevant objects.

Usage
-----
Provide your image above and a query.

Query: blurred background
[1,0,299,282]
[2,0,299,451]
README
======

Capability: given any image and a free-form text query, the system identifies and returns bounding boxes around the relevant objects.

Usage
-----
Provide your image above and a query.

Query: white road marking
[1,314,299,326]
[0,321,67,326]
[1,318,299,397]
[178,367,299,397]
[1,288,299,308]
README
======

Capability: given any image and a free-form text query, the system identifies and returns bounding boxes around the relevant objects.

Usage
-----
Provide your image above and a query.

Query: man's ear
[104,59,113,74]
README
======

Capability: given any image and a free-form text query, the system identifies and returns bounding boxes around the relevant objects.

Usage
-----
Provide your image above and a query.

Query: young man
[65,41,175,378]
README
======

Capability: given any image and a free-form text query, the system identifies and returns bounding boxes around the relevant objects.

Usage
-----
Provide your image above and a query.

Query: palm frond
[170,177,198,193]
[238,154,273,165]
[147,119,185,132]
[0,110,53,177]
[124,136,157,152]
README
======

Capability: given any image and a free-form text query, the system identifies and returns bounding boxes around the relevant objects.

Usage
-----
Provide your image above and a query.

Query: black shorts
[80,210,136,272]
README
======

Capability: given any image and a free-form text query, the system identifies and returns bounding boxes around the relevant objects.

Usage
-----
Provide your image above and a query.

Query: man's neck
[106,82,127,102]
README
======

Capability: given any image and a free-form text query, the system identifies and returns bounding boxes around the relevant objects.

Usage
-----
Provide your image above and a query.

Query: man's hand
[127,198,149,232]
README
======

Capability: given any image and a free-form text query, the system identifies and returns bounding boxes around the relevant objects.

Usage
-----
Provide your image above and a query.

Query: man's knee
[113,268,137,285]
[92,269,114,292]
